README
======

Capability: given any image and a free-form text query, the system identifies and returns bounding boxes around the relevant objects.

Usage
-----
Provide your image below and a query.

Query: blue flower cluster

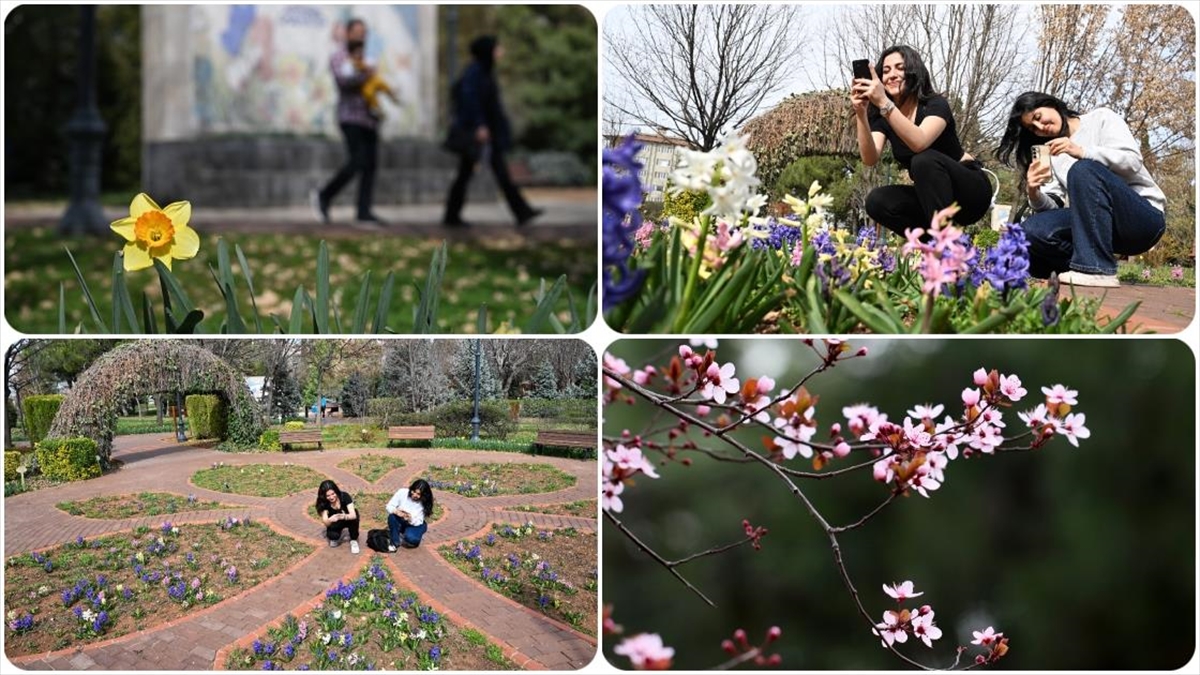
[748,218,803,252]
[480,567,506,583]
[971,225,1030,294]
[8,613,34,632]
[418,608,440,624]
[429,645,442,662]
[325,577,367,601]
[602,136,648,310]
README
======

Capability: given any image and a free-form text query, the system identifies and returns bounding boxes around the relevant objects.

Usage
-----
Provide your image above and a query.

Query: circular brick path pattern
[3,434,599,670]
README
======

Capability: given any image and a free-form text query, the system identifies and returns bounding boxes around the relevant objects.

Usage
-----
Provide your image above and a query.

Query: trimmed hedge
[5,451,23,482]
[514,398,596,424]
[531,444,597,460]
[186,395,227,440]
[22,395,64,446]
[377,400,516,440]
[36,437,101,482]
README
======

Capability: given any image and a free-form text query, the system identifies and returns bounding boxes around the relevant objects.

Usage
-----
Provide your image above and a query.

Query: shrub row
[513,398,596,424]
[368,399,515,439]
[36,437,101,482]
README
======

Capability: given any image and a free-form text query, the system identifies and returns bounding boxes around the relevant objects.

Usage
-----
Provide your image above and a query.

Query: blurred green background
[603,339,1195,670]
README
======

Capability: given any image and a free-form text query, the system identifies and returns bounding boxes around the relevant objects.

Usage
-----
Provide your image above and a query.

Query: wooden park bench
[279,429,323,451]
[387,426,436,446]
[533,430,597,455]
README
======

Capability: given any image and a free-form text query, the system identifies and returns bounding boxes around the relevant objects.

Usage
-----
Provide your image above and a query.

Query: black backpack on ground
[366,528,391,553]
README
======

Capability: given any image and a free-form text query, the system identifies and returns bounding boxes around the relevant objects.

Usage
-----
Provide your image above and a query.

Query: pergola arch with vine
[46,341,265,461]
[740,89,865,193]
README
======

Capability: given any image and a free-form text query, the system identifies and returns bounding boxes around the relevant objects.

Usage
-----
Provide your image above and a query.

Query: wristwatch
[879,100,896,117]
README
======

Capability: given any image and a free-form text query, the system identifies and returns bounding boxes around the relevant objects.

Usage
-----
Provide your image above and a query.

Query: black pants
[866,151,993,237]
[326,517,359,542]
[319,123,378,219]
[443,145,534,223]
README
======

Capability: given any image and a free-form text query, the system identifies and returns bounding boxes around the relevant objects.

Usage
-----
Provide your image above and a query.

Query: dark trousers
[388,513,427,548]
[865,151,993,237]
[443,145,534,223]
[326,517,359,542]
[319,123,378,219]
[1018,159,1165,277]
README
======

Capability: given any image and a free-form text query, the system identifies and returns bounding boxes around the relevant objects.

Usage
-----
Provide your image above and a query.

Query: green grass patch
[191,463,327,497]
[337,454,407,482]
[56,492,235,519]
[424,463,576,497]
[1117,261,1196,288]
[430,438,532,453]
[509,500,595,518]
[5,227,595,333]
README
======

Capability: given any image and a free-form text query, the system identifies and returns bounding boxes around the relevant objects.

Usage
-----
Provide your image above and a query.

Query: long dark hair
[995,91,1082,172]
[409,478,434,517]
[469,35,498,71]
[875,45,938,106]
[316,479,342,514]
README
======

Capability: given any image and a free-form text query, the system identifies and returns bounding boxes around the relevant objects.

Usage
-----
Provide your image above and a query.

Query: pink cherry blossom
[902,417,932,448]
[873,455,895,483]
[967,423,1004,454]
[604,353,632,389]
[702,362,740,404]
[1018,404,1050,428]
[911,612,943,647]
[606,444,660,479]
[906,404,944,420]
[998,374,1027,401]
[1055,412,1091,447]
[973,368,989,386]
[874,611,908,647]
[695,404,712,417]
[843,404,885,437]
[1041,384,1078,405]
[756,376,776,395]
[602,480,625,513]
[883,580,923,601]
[933,416,964,460]
[773,405,817,459]
[961,388,981,407]
[971,626,1003,646]
[633,366,657,385]
[678,345,703,369]
[688,338,718,349]
[614,633,675,669]
[833,441,851,458]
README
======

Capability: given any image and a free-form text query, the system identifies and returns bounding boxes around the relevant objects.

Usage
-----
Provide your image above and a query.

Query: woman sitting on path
[852,45,993,237]
[316,479,360,554]
[995,91,1166,287]
[386,478,434,551]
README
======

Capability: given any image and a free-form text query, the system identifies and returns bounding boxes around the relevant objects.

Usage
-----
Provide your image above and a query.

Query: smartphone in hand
[852,59,871,81]
[1032,144,1051,169]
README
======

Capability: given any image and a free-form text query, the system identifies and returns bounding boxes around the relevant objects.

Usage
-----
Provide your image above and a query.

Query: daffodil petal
[130,193,162,219]
[123,243,153,271]
[158,254,173,271]
[163,201,192,229]
[110,216,137,242]
[172,225,200,259]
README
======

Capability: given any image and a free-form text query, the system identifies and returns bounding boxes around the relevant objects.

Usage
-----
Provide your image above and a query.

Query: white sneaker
[1059,270,1119,288]
[350,540,360,554]
[387,544,397,552]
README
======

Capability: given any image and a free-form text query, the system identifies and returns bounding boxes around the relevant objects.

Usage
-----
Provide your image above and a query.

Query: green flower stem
[673,214,713,332]
[919,292,935,334]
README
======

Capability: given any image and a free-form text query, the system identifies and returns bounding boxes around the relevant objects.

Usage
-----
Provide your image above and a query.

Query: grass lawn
[224,559,514,670]
[56,492,235,519]
[5,228,595,334]
[191,463,328,498]
[425,463,576,497]
[1117,261,1196,288]
[440,524,597,635]
[508,500,596,518]
[337,454,407,483]
[3,520,312,657]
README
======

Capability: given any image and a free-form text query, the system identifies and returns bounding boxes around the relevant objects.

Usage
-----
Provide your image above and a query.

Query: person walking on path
[312,18,387,229]
[385,478,434,550]
[316,480,360,554]
[442,35,542,228]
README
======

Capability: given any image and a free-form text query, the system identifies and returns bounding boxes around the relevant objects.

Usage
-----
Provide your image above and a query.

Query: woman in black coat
[442,35,541,228]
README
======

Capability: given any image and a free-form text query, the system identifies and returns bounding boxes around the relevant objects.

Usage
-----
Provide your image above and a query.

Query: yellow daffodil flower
[110,193,199,271]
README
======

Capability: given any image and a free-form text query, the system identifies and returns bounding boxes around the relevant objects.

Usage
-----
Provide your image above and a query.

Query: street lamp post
[59,6,108,236]
[471,339,481,442]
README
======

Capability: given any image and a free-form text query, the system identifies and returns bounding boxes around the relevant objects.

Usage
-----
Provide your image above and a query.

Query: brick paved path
[3,434,598,670]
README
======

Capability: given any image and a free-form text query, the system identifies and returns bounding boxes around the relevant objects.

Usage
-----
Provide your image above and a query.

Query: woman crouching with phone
[996,91,1166,287]
[385,479,434,551]
[851,46,993,237]
[316,480,360,554]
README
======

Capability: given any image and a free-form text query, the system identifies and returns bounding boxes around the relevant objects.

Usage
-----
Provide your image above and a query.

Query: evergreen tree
[567,349,598,398]
[450,341,501,401]
[266,363,302,422]
[340,371,371,418]
[531,360,559,399]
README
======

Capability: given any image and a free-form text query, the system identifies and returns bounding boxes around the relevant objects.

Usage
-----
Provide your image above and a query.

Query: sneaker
[310,190,330,224]
[387,544,397,553]
[1059,270,1119,288]
[329,539,340,548]
[350,540,360,554]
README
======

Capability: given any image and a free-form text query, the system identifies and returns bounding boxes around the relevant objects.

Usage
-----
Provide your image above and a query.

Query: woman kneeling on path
[996,91,1166,287]
[317,480,361,554]
[386,478,434,551]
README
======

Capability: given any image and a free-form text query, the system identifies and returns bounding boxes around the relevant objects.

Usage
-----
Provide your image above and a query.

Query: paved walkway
[3,434,597,670]
[1077,284,1195,334]
[3,188,597,242]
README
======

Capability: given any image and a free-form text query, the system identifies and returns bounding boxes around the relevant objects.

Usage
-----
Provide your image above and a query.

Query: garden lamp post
[174,391,187,442]
[59,5,108,236]
[471,339,481,441]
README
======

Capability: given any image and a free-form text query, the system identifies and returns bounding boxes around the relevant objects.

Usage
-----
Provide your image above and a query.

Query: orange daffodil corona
[110,193,199,271]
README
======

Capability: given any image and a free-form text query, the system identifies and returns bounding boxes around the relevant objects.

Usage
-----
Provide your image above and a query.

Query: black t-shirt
[868,95,965,170]
[324,491,355,519]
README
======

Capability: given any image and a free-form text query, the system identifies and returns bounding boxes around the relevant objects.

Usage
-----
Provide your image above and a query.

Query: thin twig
[604,510,716,608]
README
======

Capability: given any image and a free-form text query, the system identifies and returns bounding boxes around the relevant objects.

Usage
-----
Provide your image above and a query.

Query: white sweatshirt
[386,488,426,526]
[1031,107,1166,213]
